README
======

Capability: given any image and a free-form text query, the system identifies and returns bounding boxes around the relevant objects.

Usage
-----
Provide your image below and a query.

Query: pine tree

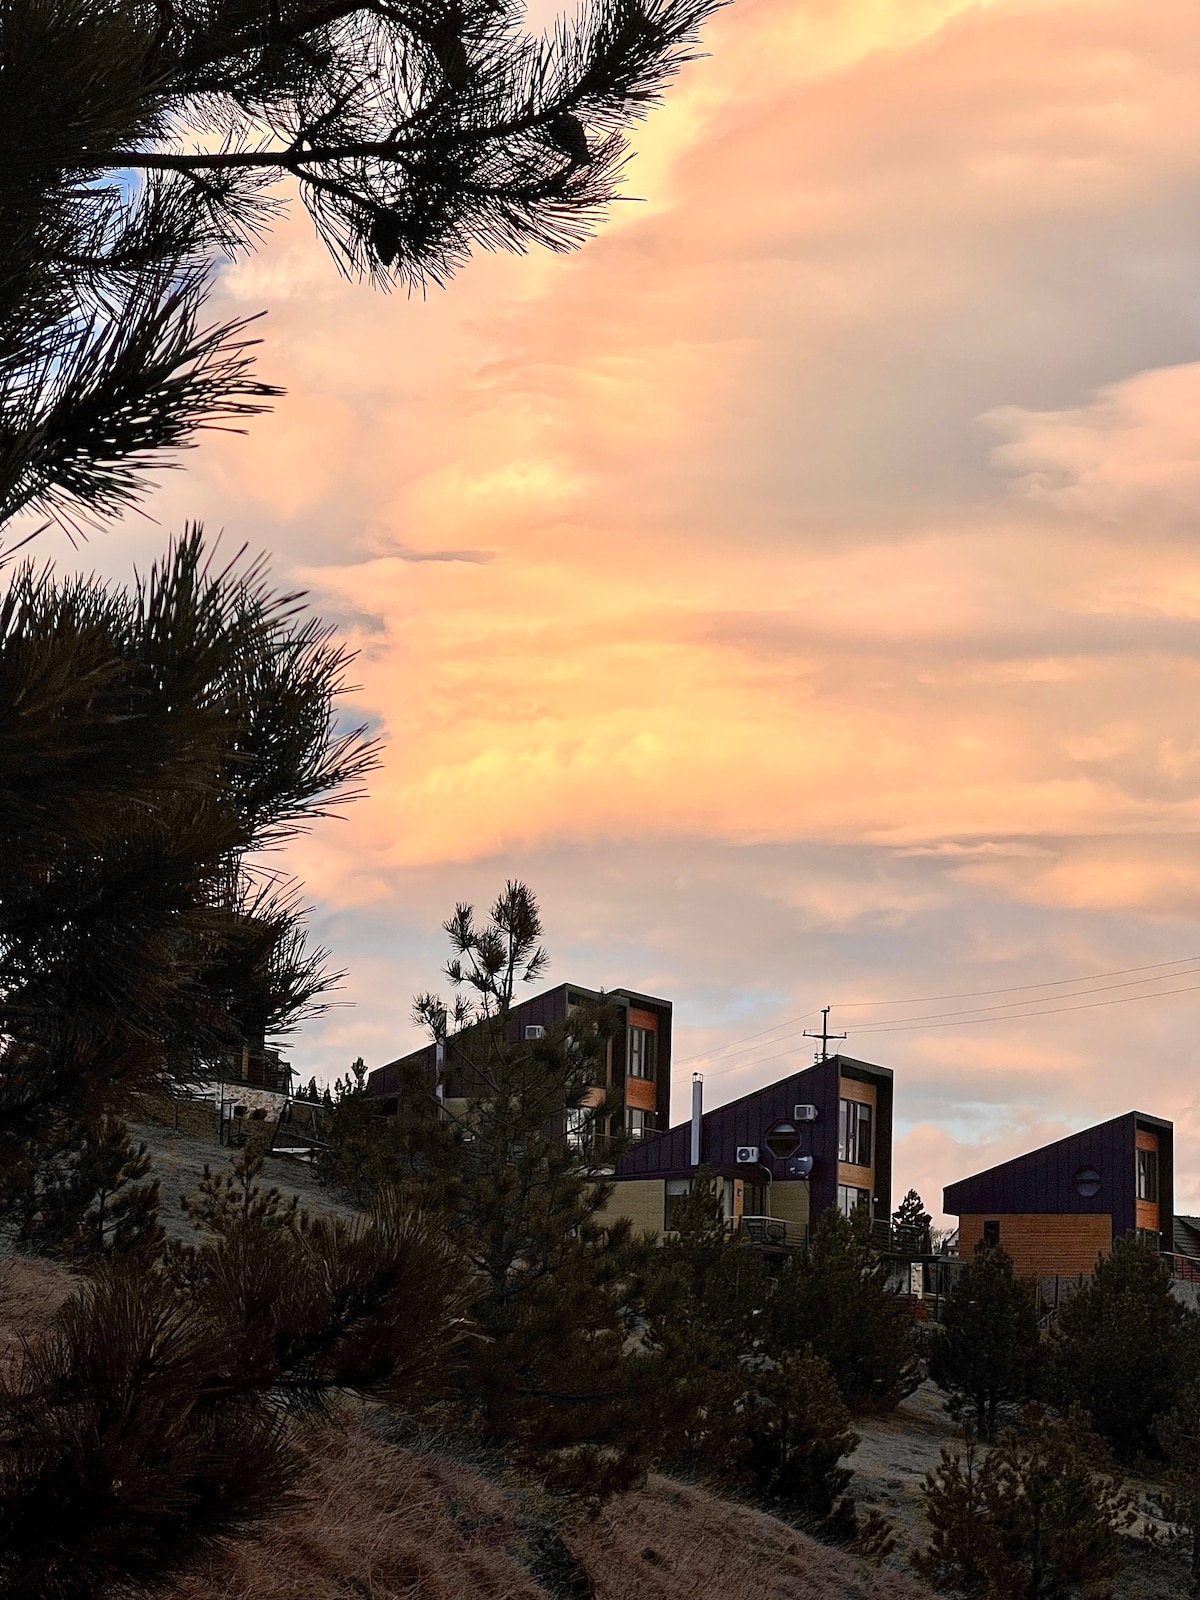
[914,1405,1135,1599]
[892,1187,933,1254]
[766,1205,921,1413]
[1051,1231,1197,1462]
[710,1348,865,1531]
[11,1112,164,1264]
[927,1241,1043,1440]
[0,1151,474,1600]
[0,531,377,1239]
[407,882,670,1500]
[1,0,718,530]
[1149,1363,1200,1586]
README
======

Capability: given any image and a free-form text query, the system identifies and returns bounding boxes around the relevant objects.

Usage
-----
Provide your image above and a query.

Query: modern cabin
[943,1110,1174,1279]
[597,1053,894,1247]
[368,982,673,1143]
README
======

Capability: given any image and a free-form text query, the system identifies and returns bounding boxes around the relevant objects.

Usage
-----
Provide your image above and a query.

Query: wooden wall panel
[838,1160,873,1190]
[959,1213,1112,1277]
[624,1077,657,1113]
[839,1076,877,1107]
[628,1007,659,1031]
[1137,1129,1160,1152]
[1137,1199,1160,1232]
[770,1181,811,1228]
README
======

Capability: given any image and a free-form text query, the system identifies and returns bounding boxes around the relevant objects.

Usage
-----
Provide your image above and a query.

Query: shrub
[927,1242,1044,1440]
[708,1350,858,1527]
[0,1153,473,1599]
[914,1405,1135,1599]
[1051,1231,1196,1462]
[765,1206,921,1413]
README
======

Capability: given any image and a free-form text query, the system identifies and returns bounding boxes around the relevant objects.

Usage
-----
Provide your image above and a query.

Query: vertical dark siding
[943,1111,1174,1246]
[613,1052,894,1229]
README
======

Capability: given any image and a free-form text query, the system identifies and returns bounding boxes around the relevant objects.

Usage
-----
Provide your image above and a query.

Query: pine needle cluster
[0,0,720,530]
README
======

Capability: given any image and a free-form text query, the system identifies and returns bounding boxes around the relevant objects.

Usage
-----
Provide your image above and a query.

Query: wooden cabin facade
[368,981,673,1143]
[943,1110,1174,1278]
[598,1053,894,1244]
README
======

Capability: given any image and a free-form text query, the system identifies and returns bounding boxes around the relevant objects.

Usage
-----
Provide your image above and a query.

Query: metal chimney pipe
[690,1073,703,1166]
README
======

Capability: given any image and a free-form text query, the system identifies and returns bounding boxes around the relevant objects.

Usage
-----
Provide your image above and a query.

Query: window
[838,1098,873,1167]
[665,1177,693,1232]
[1137,1148,1159,1203]
[628,1025,656,1080]
[625,1107,656,1140]
[742,1179,768,1217]
[1137,1226,1160,1249]
[1074,1167,1102,1198]
[983,1220,1000,1248]
[565,1106,592,1151]
[764,1121,801,1158]
[837,1184,871,1219]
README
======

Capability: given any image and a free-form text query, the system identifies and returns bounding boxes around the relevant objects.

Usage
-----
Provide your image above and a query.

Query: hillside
[0,1251,937,1600]
[124,1116,363,1243]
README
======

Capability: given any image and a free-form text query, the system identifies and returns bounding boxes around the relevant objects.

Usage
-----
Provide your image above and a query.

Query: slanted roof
[613,1052,894,1221]
[943,1110,1173,1245]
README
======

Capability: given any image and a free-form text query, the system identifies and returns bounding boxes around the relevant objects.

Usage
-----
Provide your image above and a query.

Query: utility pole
[803,1006,846,1063]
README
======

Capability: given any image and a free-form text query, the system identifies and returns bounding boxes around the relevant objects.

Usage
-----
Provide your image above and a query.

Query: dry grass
[171,1420,546,1600]
[0,1251,938,1600]
[0,1253,75,1380]
[569,1475,937,1600]
[171,1424,938,1600]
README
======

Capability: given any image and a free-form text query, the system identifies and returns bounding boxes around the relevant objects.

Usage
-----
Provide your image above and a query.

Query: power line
[682,976,1200,1083]
[842,964,1200,1032]
[832,953,1200,1009]
[675,955,1200,1079]
[848,979,1200,1034]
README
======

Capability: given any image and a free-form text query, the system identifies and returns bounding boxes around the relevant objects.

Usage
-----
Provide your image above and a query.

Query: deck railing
[733,1215,808,1249]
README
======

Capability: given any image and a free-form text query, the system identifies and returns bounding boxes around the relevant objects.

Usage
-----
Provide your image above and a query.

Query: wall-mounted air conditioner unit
[794,1104,818,1122]
[524,1024,545,1040]
[735,1145,760,1164]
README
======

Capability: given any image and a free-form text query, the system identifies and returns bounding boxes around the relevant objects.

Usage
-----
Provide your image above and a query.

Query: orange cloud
[69,0,1200,1202]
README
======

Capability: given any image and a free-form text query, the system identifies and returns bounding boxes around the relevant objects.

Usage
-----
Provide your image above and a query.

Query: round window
[765,1121,802,1158]
[1074,1166,1101,1198]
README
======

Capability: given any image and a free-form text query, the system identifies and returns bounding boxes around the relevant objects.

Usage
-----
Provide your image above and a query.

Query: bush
[765,1206,921,1413]
[706,1349,867,1535]
[1051,1231,1196,1462]
[914,1405,1135,1599]
[928,1242,1044,1440]
[0,1152,473,1599]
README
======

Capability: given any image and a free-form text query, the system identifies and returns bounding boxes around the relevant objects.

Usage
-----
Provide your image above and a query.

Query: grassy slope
[0,1253,937,1600]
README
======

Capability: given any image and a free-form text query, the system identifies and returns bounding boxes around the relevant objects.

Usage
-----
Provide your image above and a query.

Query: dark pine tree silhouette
[0,530,377,1243]
[0,0,719,530]
[402,881,670,1501]
[1051,1231,1197,1462]
[927,1240,1044,1441]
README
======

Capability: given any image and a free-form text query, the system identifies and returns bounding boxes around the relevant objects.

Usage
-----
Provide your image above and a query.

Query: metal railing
[1165,1251,1200,1283]
[733,1215,808,1249]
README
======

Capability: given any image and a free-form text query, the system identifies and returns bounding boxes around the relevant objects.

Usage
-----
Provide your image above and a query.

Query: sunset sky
[81,0,1200,1219]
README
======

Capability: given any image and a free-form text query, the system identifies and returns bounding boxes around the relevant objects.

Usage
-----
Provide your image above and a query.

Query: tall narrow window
[628,1025,656,1080]
[838,1098,873,1167]
[983,1220,1001,1248]
[1137,1148,1159,1203]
